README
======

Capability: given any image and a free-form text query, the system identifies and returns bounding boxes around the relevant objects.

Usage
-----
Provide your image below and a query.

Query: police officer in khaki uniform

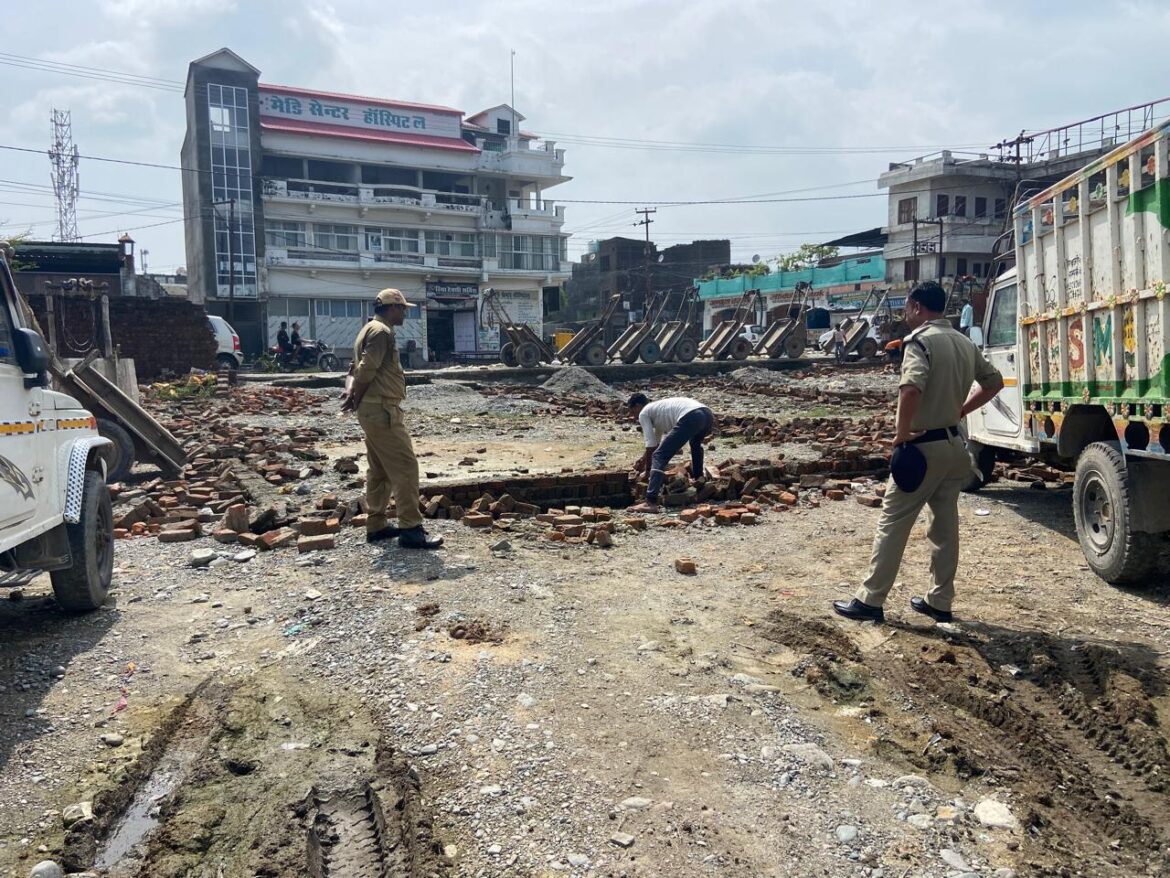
[342,289,443,549]
[833,281,1003,623]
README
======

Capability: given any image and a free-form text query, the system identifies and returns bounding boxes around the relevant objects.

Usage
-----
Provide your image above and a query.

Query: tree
[774,244,838,273]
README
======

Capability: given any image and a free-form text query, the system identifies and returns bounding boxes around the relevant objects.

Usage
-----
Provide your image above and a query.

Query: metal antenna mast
[48,109,80,242]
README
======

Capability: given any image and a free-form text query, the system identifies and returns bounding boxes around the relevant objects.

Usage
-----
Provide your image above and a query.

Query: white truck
[965,121,1170,585]
[0,247,114,610]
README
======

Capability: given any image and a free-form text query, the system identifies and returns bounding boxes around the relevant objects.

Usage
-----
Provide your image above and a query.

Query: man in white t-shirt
[626,393,715,512]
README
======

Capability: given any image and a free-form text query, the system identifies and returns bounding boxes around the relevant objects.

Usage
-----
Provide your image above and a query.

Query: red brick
[463,513,494,528]
[555,514,584,527]
[715,510,740,525]
[740,512,758,525]
[158,528,199,543]
[856,495,882,508]
[237,532,262,547]
[544,530,567,542]
[674,557,697,575]
[623,517,648,531]
[560,524,585,538]
[113,528,130,540]
[296,517,333,537]
[350,513,368,529]
[778,492,798,506]
[826,489,846,501]
[590,527,614,548]
[259,527,298,550]
[212,528,239,543]
[297,534,335,553]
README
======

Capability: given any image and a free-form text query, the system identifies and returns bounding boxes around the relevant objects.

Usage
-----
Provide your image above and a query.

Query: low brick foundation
[420,470,632,512]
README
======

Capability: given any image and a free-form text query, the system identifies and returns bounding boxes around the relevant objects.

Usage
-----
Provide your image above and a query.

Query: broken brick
[158,528,199,543]
[856,495,882,508]
[297,534,335,553]
[740,512,758,525]
[463,513,493,528]
[674,558,697,575]
[623,517,648,531]
[259,527,298,550]
[715,510,741,525]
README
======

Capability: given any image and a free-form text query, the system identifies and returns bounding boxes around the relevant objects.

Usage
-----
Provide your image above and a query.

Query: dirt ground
[1,363,1168,878]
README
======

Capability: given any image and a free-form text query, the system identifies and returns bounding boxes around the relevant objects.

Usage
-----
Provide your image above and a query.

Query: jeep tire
[96,418,135,483]
[50,471,114,612]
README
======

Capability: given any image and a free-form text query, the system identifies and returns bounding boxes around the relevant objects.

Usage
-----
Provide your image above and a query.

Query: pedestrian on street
[960,299,975,336]
[832,281,1003,623]
[341,288,443,549]
[626,393,715,513]
[832,325,847,363]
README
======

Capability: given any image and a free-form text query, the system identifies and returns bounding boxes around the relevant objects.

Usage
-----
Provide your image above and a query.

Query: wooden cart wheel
[858,338,879,359]
[673,338,698,363]
[638,339,661,364]
[516,341,542,368]
[500,342,519,367]
[729,337,752,360]
[584,343,607,366]
[783,333,805,359]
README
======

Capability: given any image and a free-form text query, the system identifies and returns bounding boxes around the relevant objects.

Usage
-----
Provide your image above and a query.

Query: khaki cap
[375,288,414,307]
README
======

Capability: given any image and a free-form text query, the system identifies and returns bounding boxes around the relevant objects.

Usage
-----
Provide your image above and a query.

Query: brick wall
[420,470,632,511]
[27,296,217,382]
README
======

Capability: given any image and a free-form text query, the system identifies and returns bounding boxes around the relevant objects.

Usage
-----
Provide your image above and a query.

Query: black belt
[910,426,958,444]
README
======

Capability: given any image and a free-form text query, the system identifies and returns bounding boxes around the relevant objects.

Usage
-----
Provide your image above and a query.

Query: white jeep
[0,250,114,611]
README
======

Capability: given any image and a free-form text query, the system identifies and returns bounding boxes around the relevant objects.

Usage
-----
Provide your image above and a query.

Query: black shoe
[399,526,444,550]
[832,598,885,623]
[910,596,953,623]
[366,526,402,543]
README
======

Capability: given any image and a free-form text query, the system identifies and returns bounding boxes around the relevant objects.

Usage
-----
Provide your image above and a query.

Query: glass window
[936,194,949,217]
[904,258,920,282]
[994,198,1007,219]
[956,257,968,276]
[425,232,477,257]
[367,228,419,253]
[266,221,305,247]
[974,196,987,217]
[313,224,358,252]
[954,195,967,217]
[987,284,1018,347]
[897,197,917,224]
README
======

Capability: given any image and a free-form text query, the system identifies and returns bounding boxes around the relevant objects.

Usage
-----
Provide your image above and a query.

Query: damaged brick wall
[26,295,217,382]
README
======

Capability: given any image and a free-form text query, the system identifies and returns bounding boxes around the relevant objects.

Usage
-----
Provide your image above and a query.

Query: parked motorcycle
[257,339,340,372]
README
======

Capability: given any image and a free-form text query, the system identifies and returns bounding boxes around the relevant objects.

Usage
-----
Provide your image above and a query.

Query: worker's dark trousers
[647,407,715,502]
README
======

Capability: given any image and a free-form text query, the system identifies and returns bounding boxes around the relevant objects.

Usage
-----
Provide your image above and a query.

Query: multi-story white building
[181,48,570,362]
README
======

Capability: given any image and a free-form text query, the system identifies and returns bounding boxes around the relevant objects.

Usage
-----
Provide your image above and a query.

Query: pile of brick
[999,461,1072,486]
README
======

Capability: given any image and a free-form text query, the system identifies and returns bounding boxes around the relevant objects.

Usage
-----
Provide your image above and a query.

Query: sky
[3,0,1170,275]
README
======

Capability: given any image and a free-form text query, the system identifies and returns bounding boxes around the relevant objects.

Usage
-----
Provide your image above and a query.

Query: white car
[208,315,243,369]
[0,248,115,611]
[737,324,764,345]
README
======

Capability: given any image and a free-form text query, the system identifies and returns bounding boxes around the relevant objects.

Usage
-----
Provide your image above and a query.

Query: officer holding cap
[342,288,442,549]
[832,281,1003,623]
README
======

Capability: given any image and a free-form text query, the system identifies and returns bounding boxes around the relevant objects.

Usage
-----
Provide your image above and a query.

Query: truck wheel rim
[1080,473,1114,553]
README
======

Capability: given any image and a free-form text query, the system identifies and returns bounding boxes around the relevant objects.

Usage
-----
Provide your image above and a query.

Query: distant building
[181,48,570,361]
[564,237,729,325]
[10,237,139,299]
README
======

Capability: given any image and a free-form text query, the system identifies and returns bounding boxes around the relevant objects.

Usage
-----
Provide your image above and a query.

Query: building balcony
[481,198,566,231]
[265,246,482,273]
[475,138,568,182]
[261,178,486,214]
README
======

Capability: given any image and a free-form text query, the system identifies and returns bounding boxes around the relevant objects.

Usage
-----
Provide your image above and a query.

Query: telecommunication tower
[48,109,80,242]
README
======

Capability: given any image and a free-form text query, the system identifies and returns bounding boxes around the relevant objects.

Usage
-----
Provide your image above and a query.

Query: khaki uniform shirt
[900,319,1001,431]
[353,317,406,404]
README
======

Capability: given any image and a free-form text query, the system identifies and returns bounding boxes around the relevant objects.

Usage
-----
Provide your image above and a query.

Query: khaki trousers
[357,398,422,531]
[855,433,972,612]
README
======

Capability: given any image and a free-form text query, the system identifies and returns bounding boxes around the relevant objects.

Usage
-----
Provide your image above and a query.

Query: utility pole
[510,50,518,147]
[634,207,656,314]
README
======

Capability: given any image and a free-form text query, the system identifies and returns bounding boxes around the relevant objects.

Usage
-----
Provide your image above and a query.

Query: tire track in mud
[761,611,1170,876]
[65,677,445,878]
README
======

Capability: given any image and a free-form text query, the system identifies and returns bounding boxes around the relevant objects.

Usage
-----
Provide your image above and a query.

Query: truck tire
[1072,443,1161,585]
[500,343,518,367]
[673,338,698,363]
[50,471,114,612]
[962,441,996,493]
[96,418,135,483]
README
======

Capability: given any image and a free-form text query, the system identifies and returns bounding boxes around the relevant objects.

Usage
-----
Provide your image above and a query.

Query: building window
[994,198,1007,219]
[265,221,306,248]
[897,197,918,225]
[497,119,511,135]
[313,224,359,252]
[936,194,949,217]
[938,257,946,277]
[904,259,920,282]
[501,235,560,271]
[366,227,419,254]
[207,83,257,297]
[974,196,987,217]
[957,257,968,276]
[425,231,478,258]
[481,233,496,258]
[954,195,967,217]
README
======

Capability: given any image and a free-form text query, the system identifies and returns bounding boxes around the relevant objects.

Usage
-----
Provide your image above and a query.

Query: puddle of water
[94,736,204,873]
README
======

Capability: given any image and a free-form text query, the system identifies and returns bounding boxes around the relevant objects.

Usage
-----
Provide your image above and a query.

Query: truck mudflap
[61,437,112,524]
